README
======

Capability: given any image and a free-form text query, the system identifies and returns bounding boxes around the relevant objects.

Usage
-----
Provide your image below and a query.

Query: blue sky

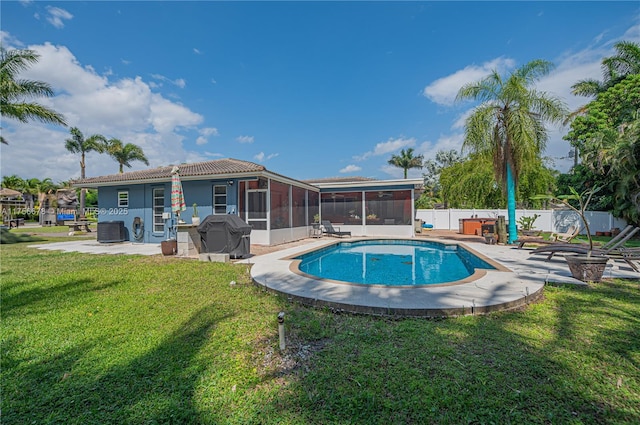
[1,1,639,183]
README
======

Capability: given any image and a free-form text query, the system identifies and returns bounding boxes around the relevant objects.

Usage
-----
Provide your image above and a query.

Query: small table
[310,223,323,238]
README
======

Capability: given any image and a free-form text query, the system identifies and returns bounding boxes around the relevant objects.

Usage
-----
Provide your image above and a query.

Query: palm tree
[0,46,67,144]
[387,148,423,179]
[571,41,640,97]
[105,138,149,173]
[567,41,640,166]
[1,174,25,191]
[456,59,568,243]
[65,127,107,218]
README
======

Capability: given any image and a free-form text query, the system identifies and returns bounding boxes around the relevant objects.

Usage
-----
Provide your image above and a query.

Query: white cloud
[0,31,24,47]
[0,38,206,181]
[193,48,202,55]
[150,73,187,88]
[422,23,640,173]
[254,152,278,162]
[194,127,219,145]
[339,165,362,173]
[200,127,219,137]
[46,6,73,29]
[236,135,254,144]
[354,137,416,161]
[423,57,516,106]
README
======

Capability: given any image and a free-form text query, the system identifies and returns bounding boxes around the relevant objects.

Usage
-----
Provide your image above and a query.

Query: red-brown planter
[161,239,177,256]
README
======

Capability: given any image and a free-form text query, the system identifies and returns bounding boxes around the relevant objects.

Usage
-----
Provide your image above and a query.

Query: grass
[2,238,640,424]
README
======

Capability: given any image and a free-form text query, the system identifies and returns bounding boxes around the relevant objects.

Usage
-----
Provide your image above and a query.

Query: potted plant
[191,203,200,226]
[536,187,608,282]
[517,214,541,236]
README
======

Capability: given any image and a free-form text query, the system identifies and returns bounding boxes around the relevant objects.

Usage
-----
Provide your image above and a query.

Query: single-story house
[74,158,423,245]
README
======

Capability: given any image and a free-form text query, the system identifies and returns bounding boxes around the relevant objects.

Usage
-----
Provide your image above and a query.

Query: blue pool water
[295,240,495,286]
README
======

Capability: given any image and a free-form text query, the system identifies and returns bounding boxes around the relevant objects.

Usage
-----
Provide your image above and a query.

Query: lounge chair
[614,248,640,272]
[530,225,639,261]
[321,220,351,238]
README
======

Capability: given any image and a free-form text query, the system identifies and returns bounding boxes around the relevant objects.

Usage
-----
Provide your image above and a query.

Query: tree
[65,127,107,218]
[387,148,423,179]
[105,138,149,173]
[0,46,67,144]
[456,59,568,243]
[566,75,640,225]
[571,41,640,97]
[1,174,25,191]
[566,41,640,160]
[421,149,463,207]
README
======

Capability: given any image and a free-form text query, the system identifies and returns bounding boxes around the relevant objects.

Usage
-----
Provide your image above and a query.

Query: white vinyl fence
[415,209,628,235]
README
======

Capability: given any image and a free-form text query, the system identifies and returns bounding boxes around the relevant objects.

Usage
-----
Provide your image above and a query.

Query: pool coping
[285,238,511,289]
[244,237,549,317]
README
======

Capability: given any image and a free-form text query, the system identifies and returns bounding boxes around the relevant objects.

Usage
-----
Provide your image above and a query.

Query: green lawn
[2,239,639,424]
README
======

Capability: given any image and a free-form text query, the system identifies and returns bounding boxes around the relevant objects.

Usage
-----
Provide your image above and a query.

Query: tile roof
[74,158,266,185]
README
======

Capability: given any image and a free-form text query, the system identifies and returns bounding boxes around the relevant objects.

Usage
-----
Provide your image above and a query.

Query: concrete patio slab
[27,234,639,317]
[30,240,162,256]
[241,236,640,317]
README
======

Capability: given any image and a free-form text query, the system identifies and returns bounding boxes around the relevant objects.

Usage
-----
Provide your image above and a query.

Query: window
[270,181,290,229]
[153,188,165,233]
[321,191,363,225]
[213,185,227,214]
[292,186,307,227]
[365,190,412,225]
[118,191,129,207]
[247,190,267,230]
[308,190,319,225]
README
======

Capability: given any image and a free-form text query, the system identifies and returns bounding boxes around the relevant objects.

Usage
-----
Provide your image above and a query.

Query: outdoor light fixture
[228,180,234,186]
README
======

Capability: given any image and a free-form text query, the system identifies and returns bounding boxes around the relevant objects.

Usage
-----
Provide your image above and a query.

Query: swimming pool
[295,239,496,286]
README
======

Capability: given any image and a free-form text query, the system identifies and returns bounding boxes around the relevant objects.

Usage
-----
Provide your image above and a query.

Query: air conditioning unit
[97,221,126,243]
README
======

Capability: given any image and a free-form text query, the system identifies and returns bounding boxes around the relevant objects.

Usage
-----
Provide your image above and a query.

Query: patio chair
[551,225,580,242]
[321,220,351,238]
[530,225,639,261]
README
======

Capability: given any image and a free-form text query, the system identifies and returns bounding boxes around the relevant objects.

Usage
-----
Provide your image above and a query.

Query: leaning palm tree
[456,59,568,244]
[388,148,423,179]
[106,138,149,173]
[0,46,67,144]
[65,127,107,218]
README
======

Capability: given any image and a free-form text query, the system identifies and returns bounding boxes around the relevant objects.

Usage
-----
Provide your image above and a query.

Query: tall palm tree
[65,127,107,218]
[387,148,423,179]
[0,46,67,144]
[456,59,568,243]
[106,138,149,173]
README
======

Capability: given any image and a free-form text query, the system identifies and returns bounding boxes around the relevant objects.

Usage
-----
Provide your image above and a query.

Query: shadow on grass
[0,228,44,244]
[3,304,231,424]
[248,284,640,424]
[1,277,122,316]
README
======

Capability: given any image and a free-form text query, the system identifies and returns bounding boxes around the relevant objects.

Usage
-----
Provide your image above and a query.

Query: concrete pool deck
[28,231,639,317]
[240,236,640,317]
